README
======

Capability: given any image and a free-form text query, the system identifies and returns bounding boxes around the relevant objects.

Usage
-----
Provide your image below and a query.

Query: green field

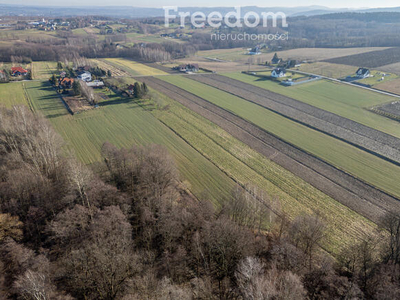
[0,29,58,41]
[125,32,166,44]
[0,81,29,107]
[31,61,57,80]
[103,58,167,76]
[22,80,234,204]
[150,90,376,254]
[161,75,400,198]
[224,72,400,140]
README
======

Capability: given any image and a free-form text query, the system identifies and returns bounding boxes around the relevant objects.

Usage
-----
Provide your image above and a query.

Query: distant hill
[1,3,400,18]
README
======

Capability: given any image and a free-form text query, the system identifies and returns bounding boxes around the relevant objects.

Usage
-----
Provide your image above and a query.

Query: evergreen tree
[142,82,148,95]
[73,80,81,96]
[50,74,57,85]
[133,82,142,99]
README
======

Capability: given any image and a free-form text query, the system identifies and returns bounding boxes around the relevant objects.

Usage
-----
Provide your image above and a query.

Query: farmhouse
[248,46,261,55]
[356,68,370,79]
[11,67,28,76]
[271,68,287,78]
[77,72,92,82]
[178,64,199,73]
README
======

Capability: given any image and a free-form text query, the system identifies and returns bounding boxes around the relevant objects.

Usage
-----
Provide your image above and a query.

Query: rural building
[59,78,74,89]
[178,64,199,73]
[271,68,287,78]
[86,80,104,88]
[77,72,92,82]
[11,67,28,76]
[356,68,370,78]
[248,46,261,55]
[127,84,135,95]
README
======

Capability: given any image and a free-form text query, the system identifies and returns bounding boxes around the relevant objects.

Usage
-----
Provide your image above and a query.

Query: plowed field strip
[189,74,400,164]
[136,76,400,224]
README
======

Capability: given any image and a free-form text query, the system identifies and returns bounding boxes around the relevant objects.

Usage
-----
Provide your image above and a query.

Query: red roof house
[11,67,28,76]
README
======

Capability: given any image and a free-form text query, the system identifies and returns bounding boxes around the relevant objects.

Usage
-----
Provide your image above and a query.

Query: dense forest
[1,105,400,299]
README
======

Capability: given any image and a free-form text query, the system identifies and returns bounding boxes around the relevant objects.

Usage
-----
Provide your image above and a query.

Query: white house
[77,72,92,82]
[271,68,286,78]
[356,68,370,79]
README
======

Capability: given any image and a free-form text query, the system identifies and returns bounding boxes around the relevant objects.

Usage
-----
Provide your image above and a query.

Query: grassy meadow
[0,81,29,107]
[31,61,57,80]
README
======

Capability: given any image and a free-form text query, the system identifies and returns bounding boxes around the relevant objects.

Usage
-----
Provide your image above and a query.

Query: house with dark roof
[356,68,370,79]
[248,46,261,55]
[271,68,286,78]
[11,67,28,76]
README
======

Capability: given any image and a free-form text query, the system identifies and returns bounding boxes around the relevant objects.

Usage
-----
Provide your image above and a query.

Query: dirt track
[136,76,400,224]
[189,74,400,165]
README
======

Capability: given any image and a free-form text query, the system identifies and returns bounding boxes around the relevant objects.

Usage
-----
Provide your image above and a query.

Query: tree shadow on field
[25,82,69,117]
[255,77,276,83]
[99,97,132,107]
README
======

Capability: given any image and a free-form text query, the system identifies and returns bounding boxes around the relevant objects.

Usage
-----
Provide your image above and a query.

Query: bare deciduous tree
[288,213,326,271]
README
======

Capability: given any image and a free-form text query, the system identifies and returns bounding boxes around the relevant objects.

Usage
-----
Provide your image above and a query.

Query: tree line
[1,105,400,299]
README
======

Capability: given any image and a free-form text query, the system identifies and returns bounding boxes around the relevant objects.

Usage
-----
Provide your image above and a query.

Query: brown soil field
[173,57,269,73]
[136,76,400,224]
[378,62,400,75]
[297,62,357,78]
[189,74,400,164]
[324,47,400,68]
[375,78,400,95]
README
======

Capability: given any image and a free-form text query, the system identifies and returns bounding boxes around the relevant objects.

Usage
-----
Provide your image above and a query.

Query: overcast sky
[3,0,400,8]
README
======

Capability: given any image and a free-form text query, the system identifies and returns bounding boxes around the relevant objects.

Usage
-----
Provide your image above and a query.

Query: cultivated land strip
[136,76,400,224]
[189,74,400,164]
